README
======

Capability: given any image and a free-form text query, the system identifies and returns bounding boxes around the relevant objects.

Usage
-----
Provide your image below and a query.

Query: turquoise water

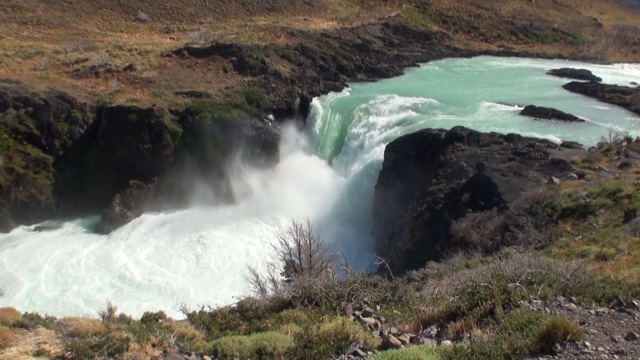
[310,56,640,175]
[1,56,638,318]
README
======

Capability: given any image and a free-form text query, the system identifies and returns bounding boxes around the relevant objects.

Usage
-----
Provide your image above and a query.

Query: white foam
[0,125,351,318]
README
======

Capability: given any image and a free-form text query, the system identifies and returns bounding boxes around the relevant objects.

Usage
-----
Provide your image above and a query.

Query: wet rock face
[372,127,573,274]
[0,83,92,230]
[54,105,177,215]
[519,105,585,122]
[562,81,640,115]
[0,83,282,233]
[96,178,158,234]
[547,68,602,82]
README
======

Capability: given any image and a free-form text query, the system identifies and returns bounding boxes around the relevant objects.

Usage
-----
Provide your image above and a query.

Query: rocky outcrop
[169,21,454,118]
[0,81,282,233]
[54,105,177,215]
[372,127,573,274]
[0,82,92,231]
[563,81,640,115]
[519,105,585,122]
[547,68,602,82]
[96,178,158,234]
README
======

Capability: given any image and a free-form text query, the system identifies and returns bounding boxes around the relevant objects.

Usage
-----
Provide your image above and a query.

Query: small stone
[553,343,563,353]
[595,308,608,315]
[203,356,212,360]
[351,348,367,357]
[421,338,436,346]
[624,331,639,341]
[396,333,411,345]
[584,341,592,349]
[361,306,375,318]
[359,315,379,329]
[547,176,561,185]
[590,310,596,316]
[381,335,403,349]
[597,347,606,352]
[441,340,453,346]
[566,173,579,180]
[611,335,622,343]
[390,327,399,335]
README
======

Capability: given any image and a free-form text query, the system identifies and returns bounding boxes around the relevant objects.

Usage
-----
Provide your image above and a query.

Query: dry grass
[0,0,638,107]
[0,0,404,106]
[0,308,22,326]
[544,144,640,285]
[0,327,63,360]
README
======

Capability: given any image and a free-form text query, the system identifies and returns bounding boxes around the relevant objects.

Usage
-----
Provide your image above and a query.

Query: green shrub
[209,331,293,359]
[289,316,380,359]
[12,312,56,330]
[186,99,249,123]
[371,345,442,360]
[535,317,583,353]
[139,310,167,325]
[240,87,269,108]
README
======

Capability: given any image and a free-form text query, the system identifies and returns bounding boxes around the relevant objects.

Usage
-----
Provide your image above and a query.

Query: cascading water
[1,56,639,318]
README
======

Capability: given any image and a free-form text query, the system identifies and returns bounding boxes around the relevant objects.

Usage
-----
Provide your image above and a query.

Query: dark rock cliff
[562,81,640,115]
[372,127,574,274]
[0,82,280,233]
[170,21,455,119]
[0,85,92,231]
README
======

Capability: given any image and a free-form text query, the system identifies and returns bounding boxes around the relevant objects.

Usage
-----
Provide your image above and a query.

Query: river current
[1,56,639,318]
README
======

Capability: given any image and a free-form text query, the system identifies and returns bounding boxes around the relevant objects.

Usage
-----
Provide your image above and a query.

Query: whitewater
[1,56,639,318]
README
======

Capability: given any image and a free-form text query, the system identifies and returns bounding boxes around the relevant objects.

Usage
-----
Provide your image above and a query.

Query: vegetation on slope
[0,0,639,107]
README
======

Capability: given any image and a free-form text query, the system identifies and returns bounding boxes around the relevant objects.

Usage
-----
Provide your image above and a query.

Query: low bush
[290,316,380,359]
[535,316,583,353]
[209,331,293,359]
[415,250,611,339]
[371,345,442,360]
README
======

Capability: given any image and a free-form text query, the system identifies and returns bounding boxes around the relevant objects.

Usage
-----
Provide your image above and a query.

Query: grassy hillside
[1,0,639,107]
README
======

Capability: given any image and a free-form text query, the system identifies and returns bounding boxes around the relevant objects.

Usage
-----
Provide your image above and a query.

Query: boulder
[96,178,158,234]
[547,68,602,82]
[562,81,640,115]
[547,176,561,185]
[381,334,403,350]
[519,105,584,122]
[373,127,573,274]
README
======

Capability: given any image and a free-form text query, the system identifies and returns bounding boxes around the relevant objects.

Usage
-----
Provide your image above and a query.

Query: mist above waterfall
[1,56,639,318]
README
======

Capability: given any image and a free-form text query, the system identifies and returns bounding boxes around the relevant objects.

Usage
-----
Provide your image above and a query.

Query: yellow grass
[0,308,22,326]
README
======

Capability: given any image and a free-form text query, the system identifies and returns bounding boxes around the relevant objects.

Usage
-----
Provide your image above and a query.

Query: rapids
[1,56,639,318]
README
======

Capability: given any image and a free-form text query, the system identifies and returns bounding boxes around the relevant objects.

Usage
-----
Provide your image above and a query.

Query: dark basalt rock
[0,84,92,231]
[170,20,454,119]
[563,81,640,115]
[96,178,158,234]
[519,105,584,122]
[55,105,177,215]
[547,68,602,82]
[372,126,573,274]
